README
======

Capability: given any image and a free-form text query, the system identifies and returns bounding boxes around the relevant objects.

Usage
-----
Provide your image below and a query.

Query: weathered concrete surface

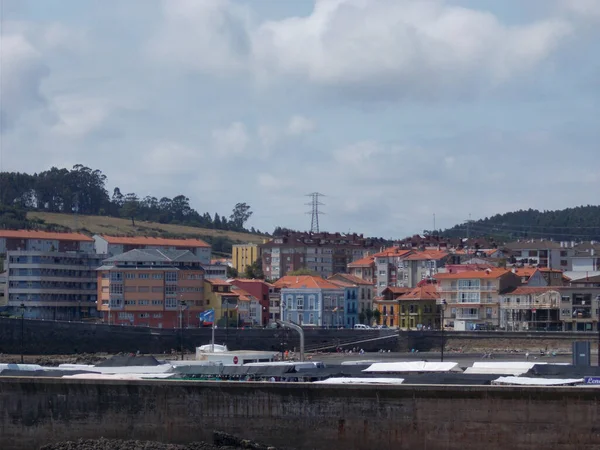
[2,378,600,450]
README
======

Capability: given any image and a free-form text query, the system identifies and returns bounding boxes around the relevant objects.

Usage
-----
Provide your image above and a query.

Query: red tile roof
[328,273,374,285]
[403,250,448,261]
[372,247,412,258]
[205,278,231,286]
[0,230,94,242]
[347,256,375,267]
[505,286,561,296]
[434,268,512,280]
[231,286,254,302]
[400,284,440,301]
[99,235,210,248]
[383,287,412,295]
[510,267,539,279]
[273,275,342,290]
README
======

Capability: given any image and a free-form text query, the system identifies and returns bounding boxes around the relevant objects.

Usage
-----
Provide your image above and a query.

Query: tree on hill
[230,203,253,231]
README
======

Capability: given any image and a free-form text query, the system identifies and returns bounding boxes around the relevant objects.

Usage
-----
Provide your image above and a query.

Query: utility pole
[305,193,325,233]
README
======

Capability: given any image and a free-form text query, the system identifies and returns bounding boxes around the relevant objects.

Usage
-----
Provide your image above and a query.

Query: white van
[354,324,370,330]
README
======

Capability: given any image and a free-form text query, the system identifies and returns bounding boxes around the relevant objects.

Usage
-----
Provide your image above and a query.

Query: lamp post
[20,303,25,364]
[179,300,187,361]
[440,299,447,362]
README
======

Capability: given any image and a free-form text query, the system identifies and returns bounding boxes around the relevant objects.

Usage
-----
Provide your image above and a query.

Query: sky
[1,0,599,240]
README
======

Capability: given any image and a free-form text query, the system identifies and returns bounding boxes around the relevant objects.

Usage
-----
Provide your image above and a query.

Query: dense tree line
[438,206,600,242]
[0,165,258,233]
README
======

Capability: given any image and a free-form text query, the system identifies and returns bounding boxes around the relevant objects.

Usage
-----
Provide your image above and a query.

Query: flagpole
[211,315,215,353]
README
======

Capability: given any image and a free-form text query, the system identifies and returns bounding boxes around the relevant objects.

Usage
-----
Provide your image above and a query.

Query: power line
[305,192,325,233]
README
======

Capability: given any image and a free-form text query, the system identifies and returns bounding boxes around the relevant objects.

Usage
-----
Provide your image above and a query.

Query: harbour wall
[1,377,600,450]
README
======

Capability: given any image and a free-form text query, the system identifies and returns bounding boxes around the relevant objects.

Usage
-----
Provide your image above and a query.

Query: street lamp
[440,299,447,362]
[20,303,25,364]
[179,300,187,361]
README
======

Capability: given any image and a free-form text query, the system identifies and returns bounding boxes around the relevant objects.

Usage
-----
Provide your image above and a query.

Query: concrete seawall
[2,378,600,450]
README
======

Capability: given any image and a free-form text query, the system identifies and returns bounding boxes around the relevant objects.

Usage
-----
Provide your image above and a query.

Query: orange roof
[511,267,539,278]
[328,273,373,285]
[382,287,412,295]
[328,279,355,288]
[372,247,412,258]
[434,268,511,280]
[347,256,375,267]
[204,278,231,286]
[505,286,560,296]
[273,275,342,290]
[99,235,210,248]
[231,286,254,302]
[400,284,440,301]
[403,250,448,261]
[0,230,94,242]
[538,267,564,273]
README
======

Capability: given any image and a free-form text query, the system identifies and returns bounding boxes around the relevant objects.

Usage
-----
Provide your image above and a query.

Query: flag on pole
[199,309,215,325]
[234,304,239,310]
[332,307,338,312]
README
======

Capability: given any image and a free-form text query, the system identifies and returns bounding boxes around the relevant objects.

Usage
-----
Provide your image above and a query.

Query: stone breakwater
[3,378,600,450]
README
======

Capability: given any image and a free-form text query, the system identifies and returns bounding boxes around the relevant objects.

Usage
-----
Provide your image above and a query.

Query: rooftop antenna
[305,192,325,233]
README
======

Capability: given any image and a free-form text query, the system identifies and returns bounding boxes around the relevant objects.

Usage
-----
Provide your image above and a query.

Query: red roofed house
[373,247,414,296]
[0,230,95,253]
[397,281,441,330]
[94,234,211,264]
[398,249,449,289]
[434,268,521,330]
[347,255,376,284]
[500,286,562,331]
[275,275,348,327]
[229,279,276,325]
[328,273,374,313]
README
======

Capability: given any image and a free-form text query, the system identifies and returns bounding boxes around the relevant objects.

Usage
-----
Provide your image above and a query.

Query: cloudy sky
[2,0,599,239]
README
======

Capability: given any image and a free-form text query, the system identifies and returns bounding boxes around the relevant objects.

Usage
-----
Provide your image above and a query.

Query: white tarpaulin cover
[363,361,459,373]
[63,373,176,380]
[315,377,405,385]
[0,364,44,372]
[88,364,174,374]
[492,376,584,386]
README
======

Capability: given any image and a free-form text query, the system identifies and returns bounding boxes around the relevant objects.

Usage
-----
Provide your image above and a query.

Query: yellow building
[204,279,240,327]
[232,243,261,275]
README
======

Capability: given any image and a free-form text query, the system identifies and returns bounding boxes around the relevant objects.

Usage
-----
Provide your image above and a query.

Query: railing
[439,286,497,292]
[455,313,480,320]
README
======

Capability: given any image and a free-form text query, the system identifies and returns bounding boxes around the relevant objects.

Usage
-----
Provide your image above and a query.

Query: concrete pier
[1,378,599,450]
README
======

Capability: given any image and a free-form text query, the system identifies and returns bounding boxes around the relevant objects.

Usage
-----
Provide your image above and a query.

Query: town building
[93,235,211,263]
[96,249,206,328]
[397,250,448,288]
[347,255,375,284]
[435,268,520,330]
[558,287,600,332]
[397,282,440,330]
[374,287,411,328]
[373,247,413,295]
[570,242,600,272]
[329,279,359,329]
[203,279,240,328]
[229,279,273,325]
[6,251,105,320]
[328,273,374,313]
[230,285,262,326]
[0,272,6,308]
[510,267,548,286]
[0,230,95,254]
[502,240,572,271]
[202,262,228,279]
[274,275,346,327]
[232,243,261,275]
[261,232,384,280]
[500,287,561,331]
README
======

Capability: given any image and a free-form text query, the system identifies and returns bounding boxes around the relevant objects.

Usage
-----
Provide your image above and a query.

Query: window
[124,300,136,305]
[560,260,568,267]
[560,251,568,257]
[139,313,150,318]
[118,312,133,320]
[151,300,162,306]
[125,273,136,279]
[138,300,149,305]
[296,296,304,310]
[165,272,178,282]
[165,285,177,295]
[153,313,163,318]
[110,284,123,294]
[308,295,316,310]
[165,298,177,308]
[110,272,123,282]
[138,273,149,279]
[152,273,163,280]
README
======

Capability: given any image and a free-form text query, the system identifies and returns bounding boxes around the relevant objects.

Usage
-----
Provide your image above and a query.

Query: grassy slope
[27,212,267,245]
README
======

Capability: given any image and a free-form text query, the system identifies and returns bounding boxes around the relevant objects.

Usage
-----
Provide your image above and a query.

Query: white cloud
[142,142,202,175]
[286,115,316,135]
[0,33,50,129]
[212,121,250,156]
[148,0,251,73]
[50,95,110,138]
[560,0,600,19]
[252,0,572,96]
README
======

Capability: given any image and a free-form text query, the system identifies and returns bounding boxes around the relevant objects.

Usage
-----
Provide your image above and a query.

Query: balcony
[440,286,496,292]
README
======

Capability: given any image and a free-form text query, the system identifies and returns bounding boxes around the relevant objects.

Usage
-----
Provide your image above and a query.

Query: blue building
[275,275,349,327]
[329,279,359,328]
